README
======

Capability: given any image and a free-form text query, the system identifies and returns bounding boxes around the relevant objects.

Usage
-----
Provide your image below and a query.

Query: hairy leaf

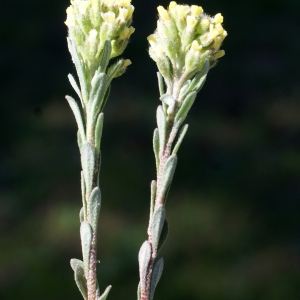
[149,257,164,300]
[151,206,166,255]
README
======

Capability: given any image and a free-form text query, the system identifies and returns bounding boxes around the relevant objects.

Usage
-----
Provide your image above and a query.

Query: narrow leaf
[88,187,101,233]
[149,257,164,300]
[98,84,111,113]
[137,282,141,300]
[70,258,84,271]
[99,285,112,300]
[98,40,112,73]
[95,113,104,156]
[89,73,107,122]
[172,124,189,155]
[174,92,197,125]
[153,129,159,173]
[107,60,124,83]
[81,171,87,219]
[157,219,169,252]
[160,154,177,198]
[151,206,166,255]
[77,129,83,150]
[138,241,152,291]
[157,72,165,96]
[178,80,191,101]
[79,207,85,223]
[182,60,209,98]
[67,38,88,103]
[80,221,93,276]
[72,260,87,300]
[81,142,95,196]
[150,180,157,217]
[68,73,83,106]
[156,106,166,156]
[66,95,86,142]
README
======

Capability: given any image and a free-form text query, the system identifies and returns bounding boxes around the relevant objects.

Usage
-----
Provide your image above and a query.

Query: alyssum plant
[64,1,226,300]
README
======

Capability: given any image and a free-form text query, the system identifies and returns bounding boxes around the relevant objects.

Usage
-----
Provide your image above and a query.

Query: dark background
[1,0,300,299]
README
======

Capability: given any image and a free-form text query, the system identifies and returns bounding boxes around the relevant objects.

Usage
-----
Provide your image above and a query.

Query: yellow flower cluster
[65,0,135,69]
[148,1,227,81]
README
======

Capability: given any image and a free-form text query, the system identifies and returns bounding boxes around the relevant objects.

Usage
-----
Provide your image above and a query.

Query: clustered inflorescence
[65,0,134,73]
[148,1,227,96]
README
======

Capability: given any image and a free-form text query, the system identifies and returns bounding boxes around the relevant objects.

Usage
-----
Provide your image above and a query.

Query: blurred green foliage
[0,0,300,299]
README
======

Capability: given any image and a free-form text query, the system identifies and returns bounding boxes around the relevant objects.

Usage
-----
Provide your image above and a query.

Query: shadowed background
[0,0,300,299]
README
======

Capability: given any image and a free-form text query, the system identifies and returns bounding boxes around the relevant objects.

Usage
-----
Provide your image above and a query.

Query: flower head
[65,0,135,70]
[148,1,227,88]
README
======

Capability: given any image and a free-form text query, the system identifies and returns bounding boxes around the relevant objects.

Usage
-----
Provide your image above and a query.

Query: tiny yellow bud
[119,0,131,7]
[66,6,75,16]
[123,59,132,67]
[120,26,135,39]
[169,1,177,10]
[191,40,202,52]
[91,0,99,11]
[186,15,197,31]
[65,6,76,27]
[118,7,128,21]
[176,5,188,19]
[191,5,203,16]
[209,28,220,40]
[214,13,223,24]
[79,1,90,15]
[101,11,116,24]
[126,5,134,20]
[157,6,170,21]
[215,50,225,59]
[147,34,157,46]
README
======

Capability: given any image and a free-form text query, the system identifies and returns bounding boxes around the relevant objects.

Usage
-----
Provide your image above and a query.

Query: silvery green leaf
[88,187,101,233]
[157,219,169,253]
[71,259,87,300]
[80,207,85,223]
[89,73,107,121]
[156,106,166,156]
[98,84,111,113]
[178,80,191,101]
[98,40,112,73]
[67,38,88,103]
[184,60,209,96]
[81,142,95,196]
[150,180,157,217]
[138,241,152,289]
[77,130,83,150]
[137,282,141,300]
[174,92,197,125]
[70,258,84,271]
[194,74,207,93]
[161,154,177,199]
[157,72,165,96]
[149,257,164,300]
[153,129,159,172]
[81,171,87,219]
[107,60,124,83]
[95,113,104,156]
[99,285,112,300]
[172,124,189,155]
[80,221,92,276]
[151,206,166,255]
[66,96,86,142]
[68,73,83,106]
